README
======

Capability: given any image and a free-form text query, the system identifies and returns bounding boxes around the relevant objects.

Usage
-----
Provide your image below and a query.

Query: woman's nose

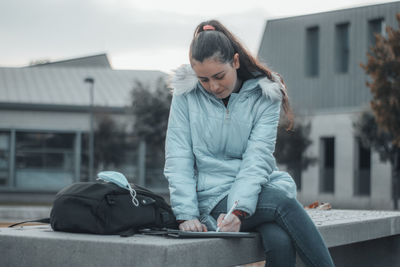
[209,80,219,92]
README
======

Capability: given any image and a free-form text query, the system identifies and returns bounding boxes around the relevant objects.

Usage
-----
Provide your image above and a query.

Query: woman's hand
[179,219,208,232]
[217,213,241,232]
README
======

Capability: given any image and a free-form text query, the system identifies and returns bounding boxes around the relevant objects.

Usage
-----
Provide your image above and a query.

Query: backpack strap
[119,227,137,237]
[138,228,170,236]
[8,218,50,228]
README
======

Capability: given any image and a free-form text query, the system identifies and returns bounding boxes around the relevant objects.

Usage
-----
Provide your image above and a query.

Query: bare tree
[359,13,400,209]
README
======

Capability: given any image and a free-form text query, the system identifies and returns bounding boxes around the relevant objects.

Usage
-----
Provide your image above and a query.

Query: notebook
[166,229,257,238]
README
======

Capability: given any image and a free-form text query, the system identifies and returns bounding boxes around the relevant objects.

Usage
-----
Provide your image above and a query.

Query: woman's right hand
[179,219,208,232]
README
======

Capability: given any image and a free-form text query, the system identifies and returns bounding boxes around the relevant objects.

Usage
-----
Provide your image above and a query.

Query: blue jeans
[210,185,335,267]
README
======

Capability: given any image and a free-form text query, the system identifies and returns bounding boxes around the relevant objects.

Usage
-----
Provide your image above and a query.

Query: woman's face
[191,53,240,99]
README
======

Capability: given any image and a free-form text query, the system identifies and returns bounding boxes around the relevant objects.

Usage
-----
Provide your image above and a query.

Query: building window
[0,132,10,186]
[354,138,371,196]
[320,137,335,193]
[368,18,385,49]
[15,132,75,190]
[335,22,350,73]
[305,26,319,77]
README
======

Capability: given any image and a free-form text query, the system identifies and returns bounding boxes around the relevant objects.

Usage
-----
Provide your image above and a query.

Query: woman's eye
[200,79,208,83]
[215,75,225,80]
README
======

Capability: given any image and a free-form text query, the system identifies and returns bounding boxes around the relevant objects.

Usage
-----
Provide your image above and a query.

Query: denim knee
[257,186,301,216]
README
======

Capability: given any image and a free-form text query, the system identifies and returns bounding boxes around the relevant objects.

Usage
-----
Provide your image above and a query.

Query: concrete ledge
[0,226,264,267]
[1,209,400,267]
[0,206,51,222]
[307,209,400,247]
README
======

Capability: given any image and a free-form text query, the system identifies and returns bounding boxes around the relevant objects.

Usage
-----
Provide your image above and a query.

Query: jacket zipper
[201,86,255,121]
[224,88,258,120]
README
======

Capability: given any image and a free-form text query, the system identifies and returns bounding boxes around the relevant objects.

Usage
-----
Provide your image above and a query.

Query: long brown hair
[190,20,293,129]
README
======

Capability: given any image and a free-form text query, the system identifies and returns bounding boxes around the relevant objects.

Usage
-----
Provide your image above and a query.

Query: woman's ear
[233,53,240,69]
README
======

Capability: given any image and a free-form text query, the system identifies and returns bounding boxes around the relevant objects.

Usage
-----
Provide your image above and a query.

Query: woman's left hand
[216,213,241,232]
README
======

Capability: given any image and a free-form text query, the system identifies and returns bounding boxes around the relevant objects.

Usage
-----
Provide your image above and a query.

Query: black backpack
[10,182,178,236]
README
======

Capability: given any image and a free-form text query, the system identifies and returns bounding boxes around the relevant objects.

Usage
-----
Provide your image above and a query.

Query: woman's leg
[241,185,335,267]
[210,197,296,267]
[256,222,296,267]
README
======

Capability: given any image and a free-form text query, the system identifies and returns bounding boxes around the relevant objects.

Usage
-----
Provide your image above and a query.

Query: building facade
[258,2,400,209]
[0,54,167,203]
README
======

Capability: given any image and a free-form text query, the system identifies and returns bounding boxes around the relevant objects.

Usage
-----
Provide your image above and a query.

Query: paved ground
[0,205,51,224]
[0,222,42,228]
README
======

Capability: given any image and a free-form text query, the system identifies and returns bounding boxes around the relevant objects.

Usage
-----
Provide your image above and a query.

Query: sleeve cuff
[175,214,198,221]
[232,210,248,221]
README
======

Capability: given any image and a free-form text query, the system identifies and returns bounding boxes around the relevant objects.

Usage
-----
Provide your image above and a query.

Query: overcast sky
[0,0,398,73]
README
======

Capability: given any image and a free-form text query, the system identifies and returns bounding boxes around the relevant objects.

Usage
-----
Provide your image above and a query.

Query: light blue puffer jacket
[164,65,297,221]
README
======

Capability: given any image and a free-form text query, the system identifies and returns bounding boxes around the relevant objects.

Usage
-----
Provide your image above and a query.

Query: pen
[216,200,239,232]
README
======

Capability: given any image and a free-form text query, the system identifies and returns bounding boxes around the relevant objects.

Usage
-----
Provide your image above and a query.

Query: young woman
[164,20,334,267]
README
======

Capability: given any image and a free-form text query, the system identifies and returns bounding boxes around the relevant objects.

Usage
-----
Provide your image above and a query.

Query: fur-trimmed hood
[169,64,285,102]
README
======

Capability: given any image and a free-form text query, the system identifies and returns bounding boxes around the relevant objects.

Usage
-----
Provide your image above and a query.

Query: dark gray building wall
[257,2,400,114]
[257,2,399,210]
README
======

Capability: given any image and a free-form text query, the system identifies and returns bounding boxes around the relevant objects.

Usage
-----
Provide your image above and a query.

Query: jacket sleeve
[164,94,199,220]
[227,97,282,216]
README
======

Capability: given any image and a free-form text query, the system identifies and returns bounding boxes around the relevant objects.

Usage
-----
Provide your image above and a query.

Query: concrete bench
[1,209,400,267]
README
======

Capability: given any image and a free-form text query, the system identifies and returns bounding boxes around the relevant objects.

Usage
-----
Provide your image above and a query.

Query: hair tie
[203,25,215,31]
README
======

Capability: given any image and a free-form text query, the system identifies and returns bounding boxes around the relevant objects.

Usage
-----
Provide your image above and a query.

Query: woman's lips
[215,90,226,96]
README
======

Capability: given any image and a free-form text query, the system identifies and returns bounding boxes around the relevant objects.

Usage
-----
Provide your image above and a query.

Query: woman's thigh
[210,184,301,231]
[241,185,301,231]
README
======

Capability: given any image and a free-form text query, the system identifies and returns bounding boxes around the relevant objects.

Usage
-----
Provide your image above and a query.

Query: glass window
[16,132,74,150]
[335,23,350,73]
[320,137,335,193]
[0,132,10,186]
[15,132,75,190]
[305,26,320,77]
[368,18,384,49]
[354,138,371,196]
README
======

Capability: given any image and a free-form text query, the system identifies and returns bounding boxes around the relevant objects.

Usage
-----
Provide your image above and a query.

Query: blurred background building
[258,1,400,209]
[0,54,167,203]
